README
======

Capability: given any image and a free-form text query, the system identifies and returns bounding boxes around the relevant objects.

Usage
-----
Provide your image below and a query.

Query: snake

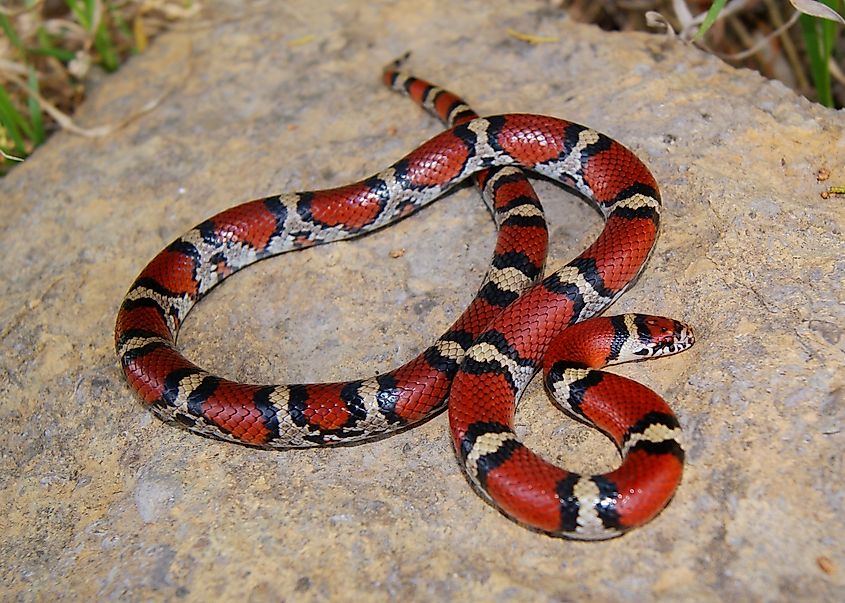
[114,62,694,539]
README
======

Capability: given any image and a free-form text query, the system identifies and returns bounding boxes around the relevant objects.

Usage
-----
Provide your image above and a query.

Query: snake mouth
[651,324,695,357]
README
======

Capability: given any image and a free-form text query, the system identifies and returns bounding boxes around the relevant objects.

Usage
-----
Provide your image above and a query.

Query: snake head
[631,314,696,359]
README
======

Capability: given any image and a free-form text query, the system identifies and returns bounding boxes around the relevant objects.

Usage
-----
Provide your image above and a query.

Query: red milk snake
[115,63,694,539]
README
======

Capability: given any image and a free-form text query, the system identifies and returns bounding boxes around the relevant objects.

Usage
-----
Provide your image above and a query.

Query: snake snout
[677,322,696,349]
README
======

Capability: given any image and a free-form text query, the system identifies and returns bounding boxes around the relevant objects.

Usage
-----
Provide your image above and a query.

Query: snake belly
[115,67,682,539]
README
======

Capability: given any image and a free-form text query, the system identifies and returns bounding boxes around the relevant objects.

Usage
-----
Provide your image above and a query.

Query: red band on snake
[114,64,694,539]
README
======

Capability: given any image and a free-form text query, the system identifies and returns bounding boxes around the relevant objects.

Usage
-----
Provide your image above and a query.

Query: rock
[0,0,842,600]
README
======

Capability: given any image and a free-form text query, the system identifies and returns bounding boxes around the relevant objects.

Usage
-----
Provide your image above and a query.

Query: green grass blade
[27,68,45,145]
[66,0,90,29]
[33,27,78,62]
[93,22,119,71]
[821,2,838,56]
[0,87,29,155]
[0,13,26,52]
[694,0,729,40]
[84,0,97,26]
[0,85,35,141]
[66,0,120,71]
[28,46,78,61]
[799,13,834,106]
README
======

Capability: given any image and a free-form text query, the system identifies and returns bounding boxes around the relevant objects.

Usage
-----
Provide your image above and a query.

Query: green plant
[0,0,127,173]
[0,66,43,157]
[695,0,844,108]
[65,0,120,72]
[0,1,196,174]
[798,0,843,106]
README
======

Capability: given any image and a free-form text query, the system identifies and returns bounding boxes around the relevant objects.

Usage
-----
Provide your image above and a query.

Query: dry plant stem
[646,11,678,35]
[4,71,113,137]
[720,12,802,62]
[830,58,845,85]
[691,0,809,94]
[42,19,90,44]
[0,149,24,161]
[727,14,756,57]
[672,0,695,30]
[714,12,806,61]
[762,2,809,90]
[78,0,104,56]
[0,59,29,77]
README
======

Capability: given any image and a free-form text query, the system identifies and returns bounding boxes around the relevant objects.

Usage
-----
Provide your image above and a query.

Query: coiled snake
[115,63,694,539]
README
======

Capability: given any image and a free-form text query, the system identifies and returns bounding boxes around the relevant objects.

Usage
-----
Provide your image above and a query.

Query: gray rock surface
[1,0,842,600]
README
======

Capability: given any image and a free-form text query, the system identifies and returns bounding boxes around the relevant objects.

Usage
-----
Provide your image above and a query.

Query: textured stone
[0,0,842,601]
